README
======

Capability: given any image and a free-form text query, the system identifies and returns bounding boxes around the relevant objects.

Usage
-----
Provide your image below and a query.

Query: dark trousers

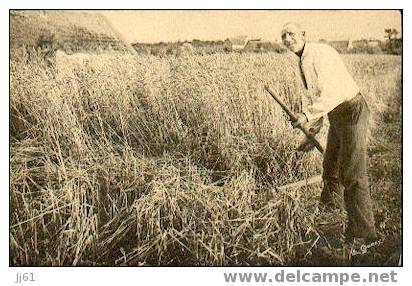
[321,93,377,239]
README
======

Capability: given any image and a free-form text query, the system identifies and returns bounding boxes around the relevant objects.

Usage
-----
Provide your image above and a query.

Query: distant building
[225,36,261,51]
[326,39,383,53]
[367,40,381,48]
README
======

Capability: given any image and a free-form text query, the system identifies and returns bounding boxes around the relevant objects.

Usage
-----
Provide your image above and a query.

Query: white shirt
[299,42,360,121]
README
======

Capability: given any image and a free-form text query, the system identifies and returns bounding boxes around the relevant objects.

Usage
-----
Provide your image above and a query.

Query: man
[280,22,377,242]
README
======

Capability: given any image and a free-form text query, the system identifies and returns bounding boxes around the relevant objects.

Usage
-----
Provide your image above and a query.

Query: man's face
[281,24,306,54]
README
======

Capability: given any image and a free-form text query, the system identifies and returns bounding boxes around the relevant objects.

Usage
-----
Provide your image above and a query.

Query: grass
[10,48,401,266]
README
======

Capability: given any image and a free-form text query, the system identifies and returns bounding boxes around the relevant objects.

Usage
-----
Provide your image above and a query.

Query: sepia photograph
[9,9,402,268]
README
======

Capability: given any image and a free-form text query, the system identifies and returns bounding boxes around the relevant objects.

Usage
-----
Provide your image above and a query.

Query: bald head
[281,22,305,36]
[281,22,306,55]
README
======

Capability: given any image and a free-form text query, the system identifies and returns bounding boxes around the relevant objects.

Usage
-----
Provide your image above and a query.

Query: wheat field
[10,48,401,266]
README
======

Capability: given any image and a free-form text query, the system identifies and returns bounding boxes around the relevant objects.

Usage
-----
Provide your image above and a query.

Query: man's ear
[302,31,306,37]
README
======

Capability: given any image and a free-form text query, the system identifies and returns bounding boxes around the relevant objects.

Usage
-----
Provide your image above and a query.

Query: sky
[102,10,402,43]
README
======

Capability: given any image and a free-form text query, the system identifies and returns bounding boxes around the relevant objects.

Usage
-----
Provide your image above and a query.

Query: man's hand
[291,113,308,129]
[295,117,324,152]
